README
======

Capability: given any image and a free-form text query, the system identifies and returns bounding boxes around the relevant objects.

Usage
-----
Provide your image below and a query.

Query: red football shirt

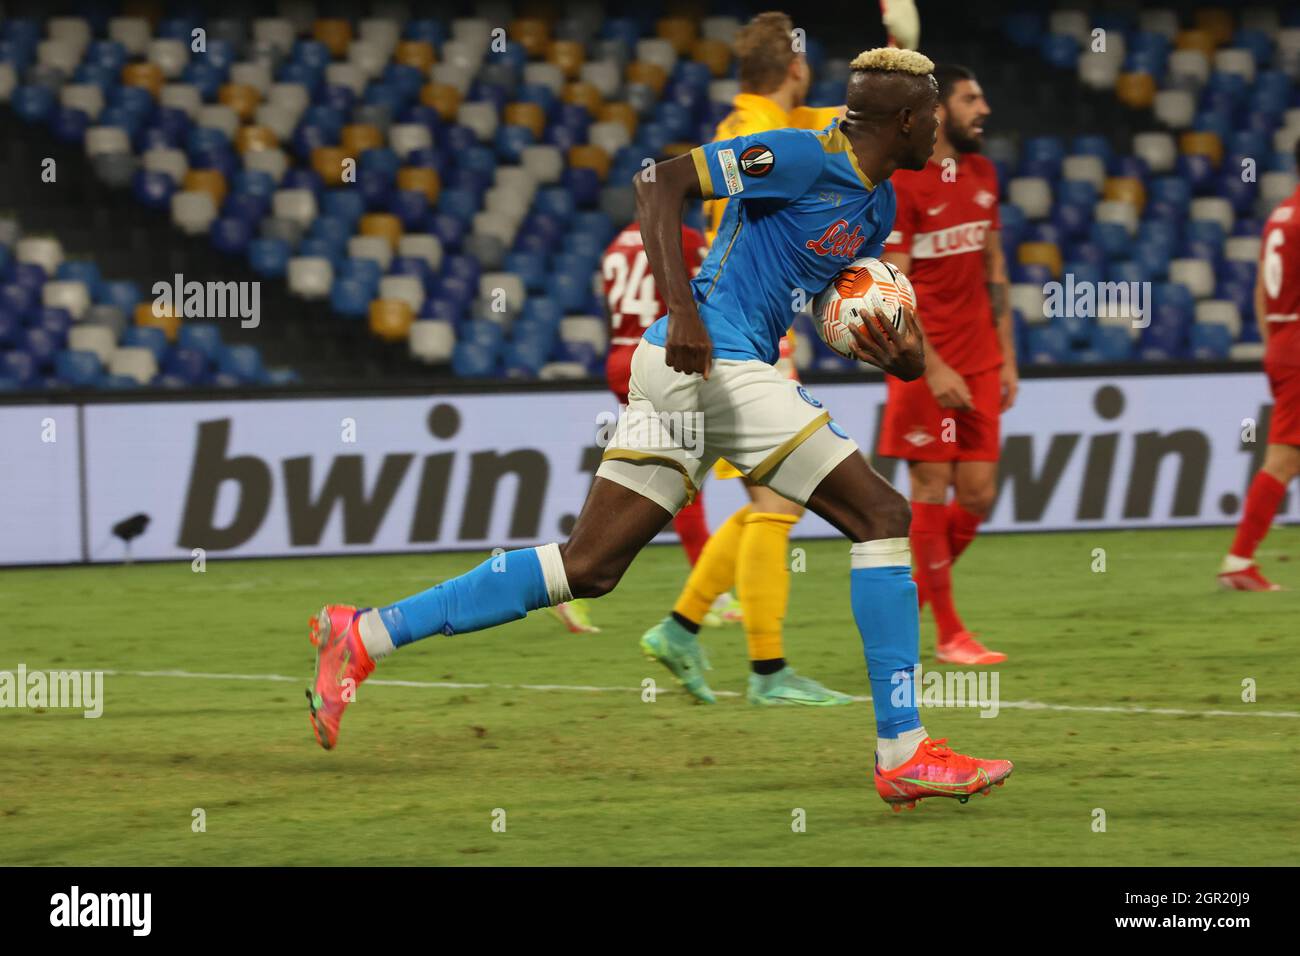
[885,153,1003,375]
[601,223,708,346]
[1261,186,1300,367]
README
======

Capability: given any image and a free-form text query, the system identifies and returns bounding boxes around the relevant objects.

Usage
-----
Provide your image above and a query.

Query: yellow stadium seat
[1180,130,1224,168]
[183,169,227,207]
[657,17,698,56]
[219,83,260,121]
[420,84,461,121]
[1018,241,1063,279]
[235,125,277,154]
[134,302,180,340]
[121,62,163,97]
[360,213,403,249]
[1115,72,1156,109]
[504,102,546,139]
[510,18,551,57]
[517,0,560,22]
[1103,176,1146,210]
[369,300,415,342]
[1193,9,1234,47]
[312,146,350,185]
[548,39,585,80]
[598,101,638,138]
[568,144,611,180]
[562,81,603,115]
[1175,28,1217,57]
[626,61,668,95]
[122,0,163,25]
[397,167,441,204]
[341,124,383,156]
[313,18,353,58]
[692,38,732,78]
[395,40,436,73]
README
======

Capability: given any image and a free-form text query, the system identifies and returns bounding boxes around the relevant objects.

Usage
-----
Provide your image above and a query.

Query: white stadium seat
[1011,283,1047,324]
[560,315,607,351]
[579,62,621,99]
[252,19,295,53]
[397,235,443,271]
[1196,300,1242,338]
[457,102,499,142]
[16,237,63,276]
[389,123,433,158]
[1169,259,1216,299]
[1132,132,1177,173]
[272,189,319,229]
[108,17,151,56]
[520,145,564,185]
[479,273,526,312]
[1214,49,1256,84]
[68,324,117,363]
[148,39,189,79]
[1190,197,1234,236]
[1225,237,1261,263]
[409,320,456,364]
[60,83,103,120]
[196,105,240,140]
[160,83,203,118]
[379,275,425,314]
[1153,90,1196,128]
[43,280,91,319]
[244,147,290,183]
[635,38,677,74]
[84,126,131,157]
[1095,200,1139,236]
[230,62,273,95]
[1061,154,1106,190]
[142,147,189,183]
[108,346,158,384]
[348,236,393,271]
[1167,50,1210,89]
[171,191,218,235]
[1007,177,1053,220]
[287,257,333,299]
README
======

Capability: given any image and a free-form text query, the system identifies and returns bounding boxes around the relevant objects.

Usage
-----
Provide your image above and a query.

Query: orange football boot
[1217,565,1282,591]
[306,604,375,750]
[875,736,1013,811]
[936,630,1007,665]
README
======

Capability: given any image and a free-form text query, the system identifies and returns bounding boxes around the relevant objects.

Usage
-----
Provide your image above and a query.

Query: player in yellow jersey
[641,12,853,705]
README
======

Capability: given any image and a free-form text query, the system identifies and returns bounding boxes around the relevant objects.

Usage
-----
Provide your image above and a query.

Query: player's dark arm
[984,229,1018,410]
[882,249,971,405]
[634,155,712,378]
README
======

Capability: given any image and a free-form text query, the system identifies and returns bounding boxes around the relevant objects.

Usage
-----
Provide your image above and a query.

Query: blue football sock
[850,551,922,739]
[378,546,557,647]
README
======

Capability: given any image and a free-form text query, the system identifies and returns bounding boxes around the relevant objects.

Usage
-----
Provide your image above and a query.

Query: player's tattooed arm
[634,154,712,378]
[985,229,1019,410]
[848,307,926,381]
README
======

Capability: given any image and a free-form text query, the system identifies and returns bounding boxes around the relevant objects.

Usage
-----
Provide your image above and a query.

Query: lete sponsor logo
[806,219,867,258]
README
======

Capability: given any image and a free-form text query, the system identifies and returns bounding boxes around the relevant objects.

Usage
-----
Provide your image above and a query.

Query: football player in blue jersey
[304,48,1013,812]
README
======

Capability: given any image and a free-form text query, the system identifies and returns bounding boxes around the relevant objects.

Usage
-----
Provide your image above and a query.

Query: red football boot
[1217,565,1282,591]
[875,736,1013,811]
[306,604,375,750]
[936,630,1007,665]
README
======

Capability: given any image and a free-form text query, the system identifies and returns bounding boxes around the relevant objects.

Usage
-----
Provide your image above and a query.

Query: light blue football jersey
[643,122,896,364]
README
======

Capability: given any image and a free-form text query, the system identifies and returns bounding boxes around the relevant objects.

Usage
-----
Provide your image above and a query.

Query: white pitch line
[95,668,1300,719]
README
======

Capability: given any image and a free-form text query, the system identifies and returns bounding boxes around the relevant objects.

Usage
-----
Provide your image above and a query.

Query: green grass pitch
[2,526,1297,866]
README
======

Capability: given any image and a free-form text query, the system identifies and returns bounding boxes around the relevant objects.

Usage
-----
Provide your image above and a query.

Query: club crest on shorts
[739,144,774,177]
[797,385,822,408]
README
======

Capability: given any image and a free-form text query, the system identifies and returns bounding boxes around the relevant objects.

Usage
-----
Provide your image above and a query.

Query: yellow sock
[673,505,751,624]
[737,512,799,662]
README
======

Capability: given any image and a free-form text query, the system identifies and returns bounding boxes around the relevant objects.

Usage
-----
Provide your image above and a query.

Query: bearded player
[640,11,854,705]
[1218,141,1300,591]
[878,64,1017,665]
[305,49,1013,811]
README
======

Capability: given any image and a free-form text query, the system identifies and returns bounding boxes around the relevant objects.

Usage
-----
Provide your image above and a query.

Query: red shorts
[877,366,1003,462]
[1267,360,1300,446]
[606,343,637,405]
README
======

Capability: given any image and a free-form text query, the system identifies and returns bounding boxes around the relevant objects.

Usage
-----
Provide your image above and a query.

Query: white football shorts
[595,339,859,514]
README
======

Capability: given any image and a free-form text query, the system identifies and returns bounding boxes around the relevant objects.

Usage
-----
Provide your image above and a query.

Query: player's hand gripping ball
[812,257,916,359]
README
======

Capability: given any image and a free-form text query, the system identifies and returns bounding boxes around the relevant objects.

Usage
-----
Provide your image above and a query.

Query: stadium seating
[2,5,1298,388]
[1000,5,1300,362]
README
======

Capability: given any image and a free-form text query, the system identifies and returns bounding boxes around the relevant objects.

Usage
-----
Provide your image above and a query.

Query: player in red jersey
[1219,143,1300,591]
[878,64,1017,665]
[546,222,712,634]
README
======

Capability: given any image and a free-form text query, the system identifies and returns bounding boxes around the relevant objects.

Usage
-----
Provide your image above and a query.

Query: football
[811,257,916,359]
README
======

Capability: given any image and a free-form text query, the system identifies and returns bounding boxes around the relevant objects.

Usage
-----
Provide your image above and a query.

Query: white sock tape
[535,542,574,604]
[850,537,911,569]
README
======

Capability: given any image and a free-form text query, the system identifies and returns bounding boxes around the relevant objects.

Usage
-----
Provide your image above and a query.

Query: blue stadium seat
[216,344,265,383]
[54,349,103,387]
[1189,322,1232,360]
[1090,325,1134,361]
